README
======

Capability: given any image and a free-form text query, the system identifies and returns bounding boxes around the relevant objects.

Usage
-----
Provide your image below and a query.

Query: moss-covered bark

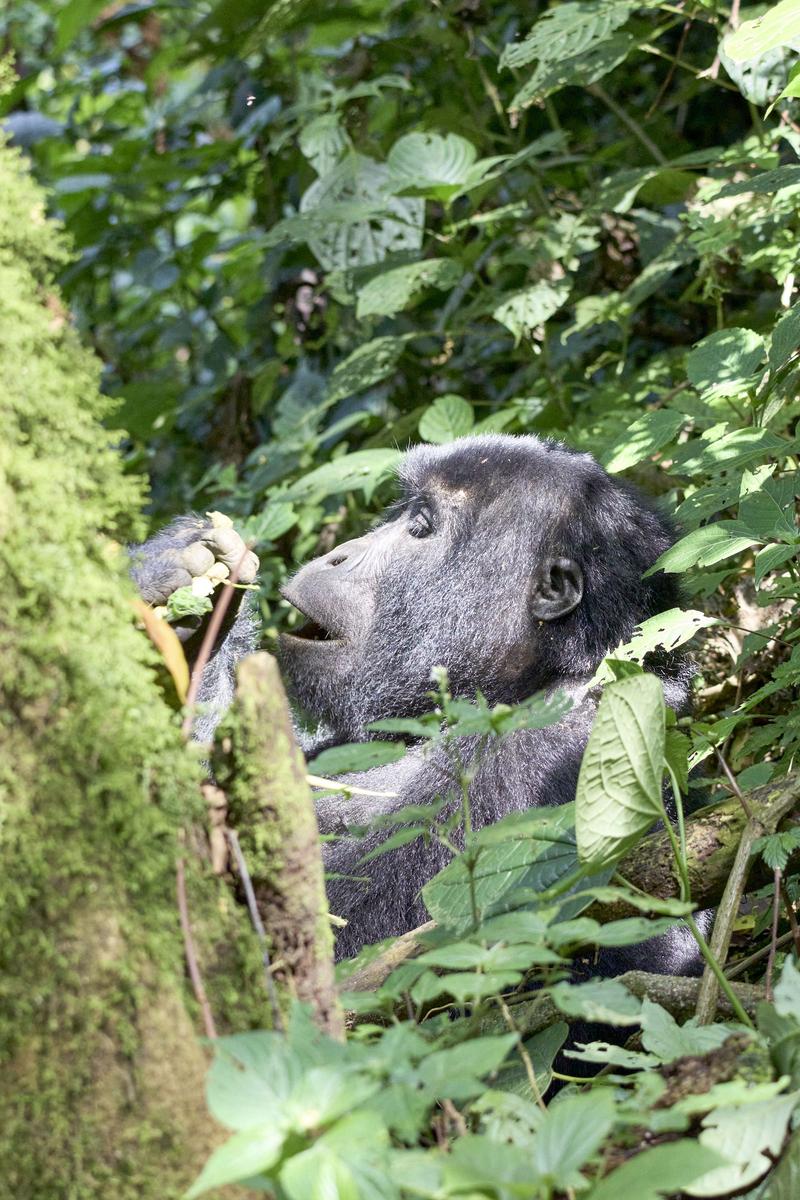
[215,653,343,1038]
[0,130,261,1197]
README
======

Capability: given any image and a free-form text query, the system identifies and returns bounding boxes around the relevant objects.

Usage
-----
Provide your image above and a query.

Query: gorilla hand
[130,514,258,640]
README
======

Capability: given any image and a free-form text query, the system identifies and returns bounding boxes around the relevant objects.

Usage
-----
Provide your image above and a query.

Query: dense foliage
[6,0,800,1195]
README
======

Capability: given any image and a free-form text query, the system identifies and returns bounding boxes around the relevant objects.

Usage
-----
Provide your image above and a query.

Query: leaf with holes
[493,279,570,342]
[500,1,639,71]
[592,608,718,685]
[356,258,461,319]
[300,155,423,270]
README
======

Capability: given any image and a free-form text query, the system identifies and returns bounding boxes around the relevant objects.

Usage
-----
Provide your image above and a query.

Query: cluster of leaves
[8,0,800,1193]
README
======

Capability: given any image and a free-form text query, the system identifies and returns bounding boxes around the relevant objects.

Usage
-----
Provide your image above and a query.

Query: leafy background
[6,0,800,1195]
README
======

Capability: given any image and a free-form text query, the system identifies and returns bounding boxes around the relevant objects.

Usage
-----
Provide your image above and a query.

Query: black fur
[133,435,700,964]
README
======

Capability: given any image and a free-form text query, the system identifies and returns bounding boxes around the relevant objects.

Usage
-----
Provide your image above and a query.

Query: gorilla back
[133,434,694,962]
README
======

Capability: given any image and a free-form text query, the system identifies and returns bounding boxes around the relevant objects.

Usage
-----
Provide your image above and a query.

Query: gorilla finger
[201,527,252,572]
[180,541,216,578]
[237,549,260,584]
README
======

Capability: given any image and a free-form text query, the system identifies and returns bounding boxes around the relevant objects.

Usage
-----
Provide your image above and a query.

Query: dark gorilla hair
[132,434,702,968]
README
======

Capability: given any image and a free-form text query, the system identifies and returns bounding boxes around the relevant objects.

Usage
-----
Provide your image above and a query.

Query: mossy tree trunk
[0,134,270,1198]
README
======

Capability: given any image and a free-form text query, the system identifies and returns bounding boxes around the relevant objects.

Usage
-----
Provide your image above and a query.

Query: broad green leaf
[500,1,638,71]
[205,1033,302,1130]
[686,328,766,396]
[492,279,570,341]
[763,1126,800,1199]
[284,449,402,501]
[356,258,461,319]
[602,409,684,473]
[418,394,474,443]
[186,1124,286,1198]
[566,1041,659,1068]
[307,740,406,776]
[387,132,483,199]
[715,165,800,197]
[298,113,349,176]
[300,155,423,270]
[645,524,758,575]
[774,955,800,1021]
[240,502,297,545]
[422,805,577,932]
[592,608,718,684]
[770,301,800,367]
[280,1112,393,1200]
[575,673,665,867]
[586,1141,725,1200]
[55,0,109,53]
[416,1034,518,1100]
[738,471,798,541]
[640,999,736,1062]
[550,978,643,1025]
[328,335,408,403]
[723,0,800,63]
[532,1091,616,1189]
[510,34,635,110]
[672,427,790,477]
[688,1093,799,1196]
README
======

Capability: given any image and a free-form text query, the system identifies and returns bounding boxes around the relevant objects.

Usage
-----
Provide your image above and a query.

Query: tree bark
[215,652,343,1039]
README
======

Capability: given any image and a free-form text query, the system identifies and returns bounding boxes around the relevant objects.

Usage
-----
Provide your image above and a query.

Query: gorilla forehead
[398,433,600,510]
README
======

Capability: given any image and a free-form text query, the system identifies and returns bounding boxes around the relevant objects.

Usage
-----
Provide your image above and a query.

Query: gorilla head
[278,434,683,741]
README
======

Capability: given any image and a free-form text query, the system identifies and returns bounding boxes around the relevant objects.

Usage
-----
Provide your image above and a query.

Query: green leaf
[284,449,402,501]
[550,978,643,1025]
[492,279,570,342]
[300,155,423,270]
[575,674,666,868]
[645,524,758,575]
[165,586,213,621]
[205,1032,302,1130]
[688,1093,798,1196]
[186,1123,286,1198]
[602,409,684,473]
[640,999,735,1062]
[509,34,635,110]
[532,1091,616,1189]
[672,427,790,478]
[387,132,479,198]
[769,301,800,368]
[356,258,461,319]
[586,1141,725,1200]
[422,805,577,932]
[501,1,638,71]
[307,740,406,776]
[328,335,408,404]
[54,0,110,53]
[298,113,349,176]
[416,1034,518,1100]
[715,165,800,197]
[723,0,800,63]
[418,394,474,443]
[686,328,766,396]
[774,954,800,1020]
[593,608,718,685]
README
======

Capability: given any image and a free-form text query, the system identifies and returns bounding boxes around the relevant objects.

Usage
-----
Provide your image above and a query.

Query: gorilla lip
[280,590,343,644]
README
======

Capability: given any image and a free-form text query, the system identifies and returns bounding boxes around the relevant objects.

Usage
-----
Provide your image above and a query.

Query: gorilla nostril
[328,553,348,567]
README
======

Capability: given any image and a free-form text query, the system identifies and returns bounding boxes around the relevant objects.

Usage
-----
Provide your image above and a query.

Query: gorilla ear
[530,557,583,621]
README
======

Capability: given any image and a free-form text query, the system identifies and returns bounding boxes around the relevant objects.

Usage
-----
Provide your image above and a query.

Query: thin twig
[181,545,253,739]
[646,16,693,118]
[226,828,284,1032]
[715,747,754,819]
[766,867,783,1001]
[726,929,794,980]
[176,856,218,1040]
[588,83,667,164]
[498,995,547,1111]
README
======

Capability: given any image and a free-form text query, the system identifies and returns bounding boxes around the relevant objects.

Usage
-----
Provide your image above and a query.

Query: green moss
[0,135,263,1197]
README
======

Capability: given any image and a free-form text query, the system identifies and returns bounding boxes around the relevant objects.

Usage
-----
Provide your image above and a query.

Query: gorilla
[132,433,699,966]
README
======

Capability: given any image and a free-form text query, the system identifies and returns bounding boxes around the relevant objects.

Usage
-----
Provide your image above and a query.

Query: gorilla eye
[408,508,433,538]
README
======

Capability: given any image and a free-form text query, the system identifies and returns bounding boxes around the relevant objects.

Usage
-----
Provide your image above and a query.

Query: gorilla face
[278,434,676,741]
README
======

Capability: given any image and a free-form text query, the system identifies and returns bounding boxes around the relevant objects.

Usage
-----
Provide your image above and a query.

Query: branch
[216,652,344,1039]
[343,773,800,996]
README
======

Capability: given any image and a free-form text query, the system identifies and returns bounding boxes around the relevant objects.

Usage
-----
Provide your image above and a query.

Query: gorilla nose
[321,536,370,574]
